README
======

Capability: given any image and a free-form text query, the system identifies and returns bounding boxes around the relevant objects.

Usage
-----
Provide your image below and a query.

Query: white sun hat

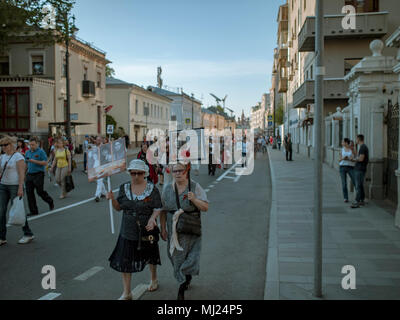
[127,159,149,177]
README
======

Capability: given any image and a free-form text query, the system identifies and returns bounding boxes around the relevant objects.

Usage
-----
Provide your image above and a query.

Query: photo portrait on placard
[112,139,125,161]
[100,143,112,166]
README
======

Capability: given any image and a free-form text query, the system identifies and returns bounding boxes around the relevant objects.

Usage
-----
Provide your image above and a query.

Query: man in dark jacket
[284,133,293,161]
[351,134,369,208]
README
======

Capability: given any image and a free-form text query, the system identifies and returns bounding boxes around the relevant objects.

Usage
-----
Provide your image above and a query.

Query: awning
[48,122,93,126]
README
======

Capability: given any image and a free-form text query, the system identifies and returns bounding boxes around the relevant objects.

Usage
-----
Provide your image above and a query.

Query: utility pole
[191,93,194,129]
[65,15,71,139]
[313,0,324,298]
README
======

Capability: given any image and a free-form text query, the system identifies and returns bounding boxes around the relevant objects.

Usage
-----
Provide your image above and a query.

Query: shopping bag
[65,174,75,193]
[8,197,26,226]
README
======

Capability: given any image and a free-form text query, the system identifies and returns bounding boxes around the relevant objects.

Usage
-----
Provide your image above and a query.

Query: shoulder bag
[174,182,202,236]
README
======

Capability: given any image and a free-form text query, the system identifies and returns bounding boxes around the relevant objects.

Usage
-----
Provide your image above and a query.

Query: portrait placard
[87,138,126,182]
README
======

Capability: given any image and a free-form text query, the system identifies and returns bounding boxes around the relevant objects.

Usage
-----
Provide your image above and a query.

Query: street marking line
[223,176,236,180]
[74,266,104,281]
[204,189,210,192]
[234,175,241,183]
[208,185,214,188]
[209,184,215,188]
[131,284,148,300]
[6,188,120,228]
[216,161,240,182]
[38,292,61,300]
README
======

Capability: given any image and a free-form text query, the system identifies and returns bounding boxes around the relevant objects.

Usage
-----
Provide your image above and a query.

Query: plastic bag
[8,197,26,226]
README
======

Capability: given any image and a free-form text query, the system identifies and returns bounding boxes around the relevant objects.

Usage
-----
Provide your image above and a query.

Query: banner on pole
[87,138,127,182]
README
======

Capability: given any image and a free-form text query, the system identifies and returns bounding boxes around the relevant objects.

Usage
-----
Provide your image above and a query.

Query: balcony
[292,79,347,108]
[279,19,288,33]
[298,12,388,52]
[278,47,288,62]
[278,77,288,93]
[82,80,95,98]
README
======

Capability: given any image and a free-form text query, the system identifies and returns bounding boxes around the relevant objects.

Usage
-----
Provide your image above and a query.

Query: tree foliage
[106,65,115,78]
[0,0,76,55]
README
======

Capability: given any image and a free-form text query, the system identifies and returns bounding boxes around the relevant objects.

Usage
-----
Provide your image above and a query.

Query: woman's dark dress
[109,181,162,273]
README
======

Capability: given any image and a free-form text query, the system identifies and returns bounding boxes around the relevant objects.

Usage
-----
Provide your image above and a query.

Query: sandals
[118,292,132,300]
[0,240,7,246]
[148,280,159,292]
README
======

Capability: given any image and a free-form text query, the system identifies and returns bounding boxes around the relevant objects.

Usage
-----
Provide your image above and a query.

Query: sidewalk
[265,147,400,300]
[72,146,140,165]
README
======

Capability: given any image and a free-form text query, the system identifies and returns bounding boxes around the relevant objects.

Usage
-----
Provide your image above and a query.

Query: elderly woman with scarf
[107,159,163,300]
[160,162,209,300]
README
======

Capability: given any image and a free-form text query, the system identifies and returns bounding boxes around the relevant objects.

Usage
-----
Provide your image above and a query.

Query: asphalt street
[0,151,272,300]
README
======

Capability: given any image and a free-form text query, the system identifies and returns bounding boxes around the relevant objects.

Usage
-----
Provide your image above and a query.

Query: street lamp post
[313,0,324,298]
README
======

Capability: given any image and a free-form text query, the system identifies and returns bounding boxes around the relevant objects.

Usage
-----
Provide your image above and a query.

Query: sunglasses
[0,143,10,147]
[130,171,145,176]
[172,169,185,174]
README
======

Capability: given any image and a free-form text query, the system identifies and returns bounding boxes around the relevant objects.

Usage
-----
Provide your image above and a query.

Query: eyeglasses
[0,143,10,147]
[172,169,185,174]
[130,171,145,176]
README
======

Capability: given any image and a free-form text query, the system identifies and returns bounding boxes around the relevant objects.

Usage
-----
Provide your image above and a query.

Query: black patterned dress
[109,181,162,273]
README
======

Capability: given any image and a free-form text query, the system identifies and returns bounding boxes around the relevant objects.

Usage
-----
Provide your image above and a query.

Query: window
[0,56,9,75]
[345,58,361,75]
[83,67,88,81]
[143,102,146,115]
[97,71,101,88]
[310,65,313,79]
[304,0,306,10]
[346,0,379,12]
[135,99,138,115]
[0,87,30,132]
[32,55,44,75]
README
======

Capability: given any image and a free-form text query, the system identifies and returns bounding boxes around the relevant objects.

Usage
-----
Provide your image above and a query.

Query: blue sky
[72,0,285,118]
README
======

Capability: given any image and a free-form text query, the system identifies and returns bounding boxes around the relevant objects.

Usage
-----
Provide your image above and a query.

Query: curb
[264,147,280,300]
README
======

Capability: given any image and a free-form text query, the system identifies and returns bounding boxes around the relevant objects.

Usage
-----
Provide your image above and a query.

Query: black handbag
[174,182,202,236]
[65,175,74,192]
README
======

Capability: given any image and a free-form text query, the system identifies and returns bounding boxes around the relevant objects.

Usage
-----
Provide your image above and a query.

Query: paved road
[0,152,272,300]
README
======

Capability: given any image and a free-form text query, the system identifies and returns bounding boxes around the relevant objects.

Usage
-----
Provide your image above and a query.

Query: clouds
[113,58,272,115]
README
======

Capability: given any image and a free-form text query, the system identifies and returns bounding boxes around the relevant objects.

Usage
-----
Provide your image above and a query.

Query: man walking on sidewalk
[284,133,293,161]
[25,137,54,216]
[351,134,369,208]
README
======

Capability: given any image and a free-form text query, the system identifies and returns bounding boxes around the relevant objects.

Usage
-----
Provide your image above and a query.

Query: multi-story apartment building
[147,86,202,130]
[0,36,109,146]
[278,0,399,156]
[106,77,172,146]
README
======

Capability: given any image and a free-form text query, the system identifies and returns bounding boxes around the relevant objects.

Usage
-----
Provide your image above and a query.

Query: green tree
[106,114,125,139]
[106,65,115,78]
[0,0,76,55]
[275,96,284,125]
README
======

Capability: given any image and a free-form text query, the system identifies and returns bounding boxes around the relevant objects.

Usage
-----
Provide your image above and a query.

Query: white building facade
[106,78,172,146]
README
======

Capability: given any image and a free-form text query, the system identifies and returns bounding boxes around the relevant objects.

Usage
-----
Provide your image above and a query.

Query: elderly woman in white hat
[107,159,163,300]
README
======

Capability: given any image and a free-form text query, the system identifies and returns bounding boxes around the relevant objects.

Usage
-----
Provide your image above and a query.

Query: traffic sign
[107,125,114,135]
